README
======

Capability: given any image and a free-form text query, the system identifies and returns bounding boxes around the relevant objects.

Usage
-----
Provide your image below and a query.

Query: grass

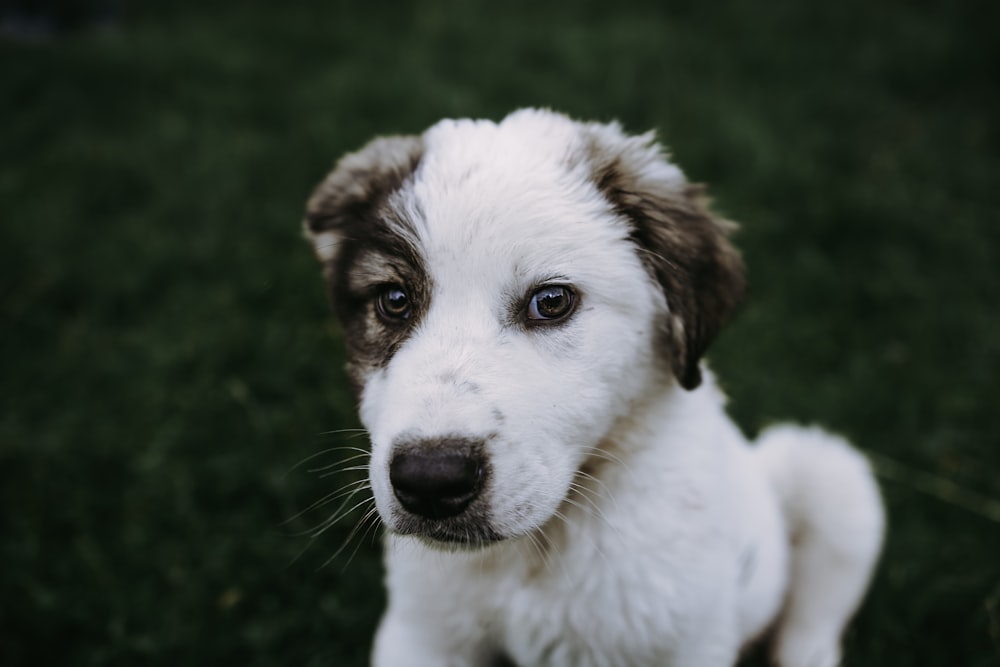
[1,0,998,664]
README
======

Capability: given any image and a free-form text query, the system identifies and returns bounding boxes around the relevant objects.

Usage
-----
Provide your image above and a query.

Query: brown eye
[526,285,576,322]
[376,285,412,321]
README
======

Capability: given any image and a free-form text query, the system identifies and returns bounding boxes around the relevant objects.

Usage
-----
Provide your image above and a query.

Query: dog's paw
[773,631,841,667]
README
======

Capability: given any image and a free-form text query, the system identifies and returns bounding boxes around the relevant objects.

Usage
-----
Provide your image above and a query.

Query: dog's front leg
[669,632,741,667]
[372,605,493,667]
[373,538,497,667]
[667,593,742,667]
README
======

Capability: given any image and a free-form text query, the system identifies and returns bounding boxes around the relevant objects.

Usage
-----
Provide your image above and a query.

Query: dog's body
[305,109,884,667]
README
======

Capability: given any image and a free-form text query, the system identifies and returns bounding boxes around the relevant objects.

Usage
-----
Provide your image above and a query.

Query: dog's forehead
[399,113,629,279]
[419,110,582,184]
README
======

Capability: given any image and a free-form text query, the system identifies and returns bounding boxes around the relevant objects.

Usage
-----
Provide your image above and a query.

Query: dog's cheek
[567,309,660,421]
[486,436,577,534]
[481,358,604,529]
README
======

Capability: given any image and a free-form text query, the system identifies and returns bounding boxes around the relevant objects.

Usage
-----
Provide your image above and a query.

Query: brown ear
[583,125,746,390]
[303,135,424,274]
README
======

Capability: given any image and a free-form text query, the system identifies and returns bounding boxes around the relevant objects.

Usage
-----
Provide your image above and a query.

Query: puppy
[304,109,885,667]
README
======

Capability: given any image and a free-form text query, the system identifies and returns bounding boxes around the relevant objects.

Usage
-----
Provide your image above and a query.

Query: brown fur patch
[303,135,428,393]
[305,135,424,232]
[582,128,746,390]
[304,135,424,280]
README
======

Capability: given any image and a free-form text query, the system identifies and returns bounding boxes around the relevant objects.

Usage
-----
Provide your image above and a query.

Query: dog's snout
[389,443,485,520]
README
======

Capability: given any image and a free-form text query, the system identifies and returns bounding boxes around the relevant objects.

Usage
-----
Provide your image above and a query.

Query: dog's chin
[391,519,507,552]
[416,533,503,553]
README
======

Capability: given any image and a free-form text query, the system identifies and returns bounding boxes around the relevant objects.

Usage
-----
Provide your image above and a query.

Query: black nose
[389,445,485,520]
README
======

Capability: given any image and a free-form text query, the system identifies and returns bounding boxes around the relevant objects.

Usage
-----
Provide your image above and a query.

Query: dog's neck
[585,362,728,469]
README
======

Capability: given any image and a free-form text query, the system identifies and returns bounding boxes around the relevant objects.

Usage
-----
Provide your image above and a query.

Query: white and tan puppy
[304,109,884,667]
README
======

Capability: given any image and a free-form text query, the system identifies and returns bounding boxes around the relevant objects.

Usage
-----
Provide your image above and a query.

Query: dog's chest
[477,534,689,667]
[470,456,738,665]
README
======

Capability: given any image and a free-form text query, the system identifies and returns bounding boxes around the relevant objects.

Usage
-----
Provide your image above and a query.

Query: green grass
[2,0,998,664]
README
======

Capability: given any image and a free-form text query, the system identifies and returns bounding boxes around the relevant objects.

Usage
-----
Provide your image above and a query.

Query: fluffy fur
[304,109,885,667]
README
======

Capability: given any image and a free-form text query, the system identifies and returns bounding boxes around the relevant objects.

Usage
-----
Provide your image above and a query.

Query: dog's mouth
[392,515,506,550]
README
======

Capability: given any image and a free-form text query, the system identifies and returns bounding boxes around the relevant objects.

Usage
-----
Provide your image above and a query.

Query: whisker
[336,506,383,572]
[544,510,580,585]
[308,451,370,474]
[583,448,636,479]
[286,444,371,476]
[523,530,556,575]
[567,479,628,546]
[567,480,617,526]
[321,500,380,570]
[360,507,384,546]
[316,428,369,438]
[310,492,375,538]
[319,463,369,479]
[304,477,370,511]
[282,480,367,527]
[562,487,602,519]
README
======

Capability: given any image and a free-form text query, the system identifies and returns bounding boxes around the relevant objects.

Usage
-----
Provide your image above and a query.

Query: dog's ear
[583,124,746,390]
[303,135,424,279]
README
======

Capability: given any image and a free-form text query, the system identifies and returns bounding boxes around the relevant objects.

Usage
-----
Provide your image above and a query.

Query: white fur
[315,110,885,667]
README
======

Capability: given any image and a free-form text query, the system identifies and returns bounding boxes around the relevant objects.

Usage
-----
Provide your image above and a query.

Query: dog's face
[305,110,744,548]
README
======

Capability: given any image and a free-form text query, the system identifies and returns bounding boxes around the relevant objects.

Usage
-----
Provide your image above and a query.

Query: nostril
[389,449,484,520]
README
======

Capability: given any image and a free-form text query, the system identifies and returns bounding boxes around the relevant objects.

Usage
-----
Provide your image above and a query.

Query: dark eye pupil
[386,289,407,310]
[537,289,567,317]
[378,286,410,319]
[527,285,575,322]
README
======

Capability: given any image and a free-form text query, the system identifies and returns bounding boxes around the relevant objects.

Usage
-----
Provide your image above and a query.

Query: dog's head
[304,109,744,548]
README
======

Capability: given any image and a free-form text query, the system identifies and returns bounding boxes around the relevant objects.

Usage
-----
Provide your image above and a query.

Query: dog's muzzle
[389,438,486,520]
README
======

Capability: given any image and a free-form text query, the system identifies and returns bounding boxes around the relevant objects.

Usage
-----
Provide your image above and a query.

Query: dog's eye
[526,285,576,323]
[376,285,412,321]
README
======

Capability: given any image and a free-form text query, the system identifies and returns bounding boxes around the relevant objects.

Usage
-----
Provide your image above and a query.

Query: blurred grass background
[1,0,998,665]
